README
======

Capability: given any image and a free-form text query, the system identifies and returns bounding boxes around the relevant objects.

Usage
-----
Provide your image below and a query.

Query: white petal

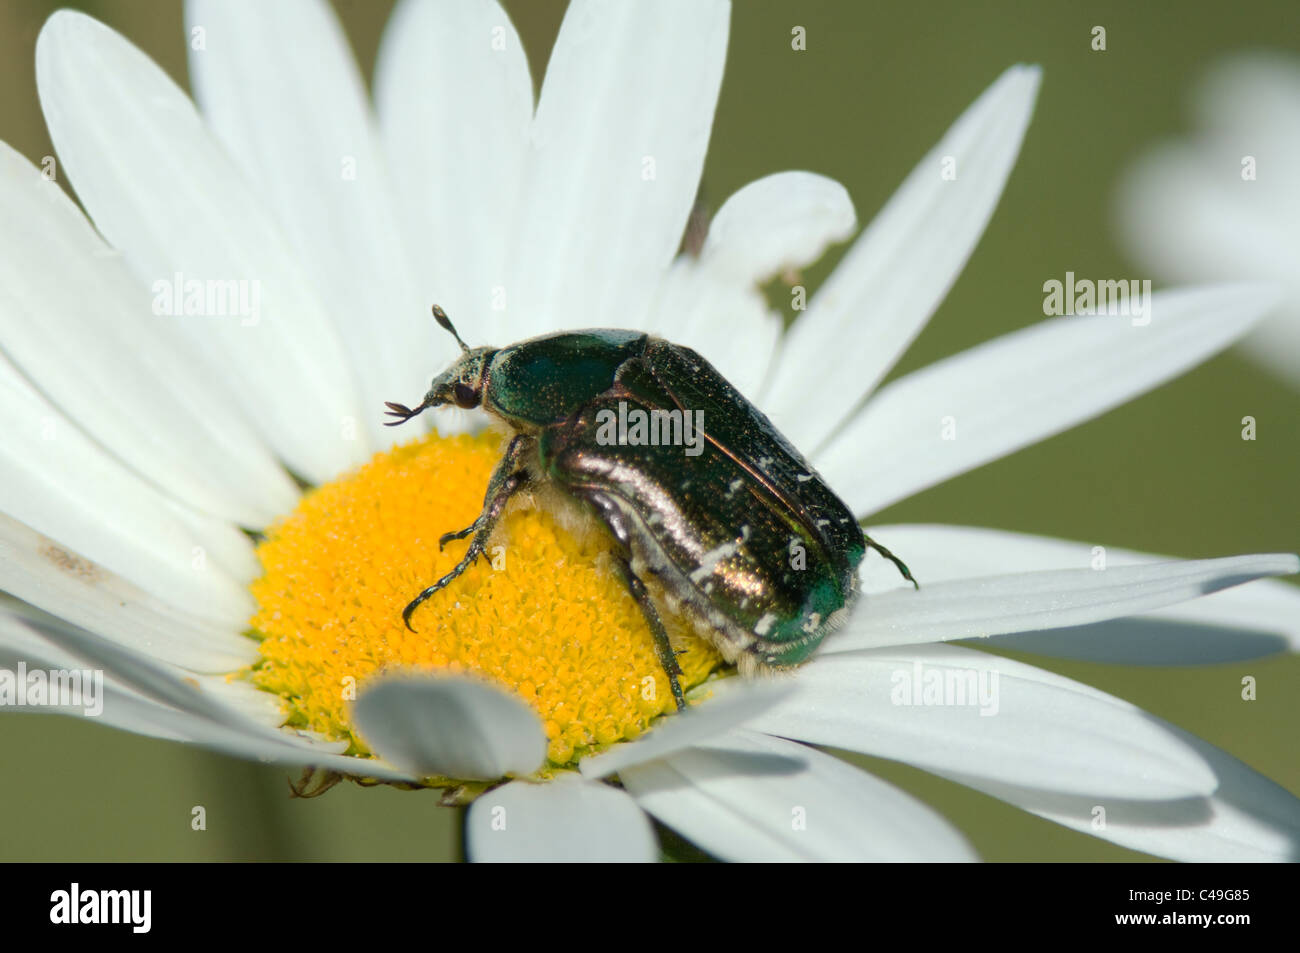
[579,680,795,779]
[4,679,187,742]
[953,726,1300,862]
[190,672,289,730]
[0,636,245,744]
[860,524,1300,662]
[0,606,215,740]
[466,776,656,862]
[820,283,1280,516]
[742,644,1217,800]
[1191,55,1300,228]
[1,610,413,779]
[188,0,435,448]
[0,522,252,667]
[621,728,977,861]
[0,602,97,671]
[12,609,255,727]
[1196,54,1300,158]
[761,65,1040,450]
[1117,146,1298,284]
[828,552,1297,651]
[1115,54,1300,385]
[0,143,299,526]
[351,673,546,781]
[1003,587,1300,664]
[164,499,261,585]
[1117,147,1300,284]
[374,0,533,352]
[0,358,255,629]
[505,0,729,338]
[1237,303,1300,383]
[699,171,856,285]
[1116,145,1300,382]
[36,10,370,483]
[0,512,253,671]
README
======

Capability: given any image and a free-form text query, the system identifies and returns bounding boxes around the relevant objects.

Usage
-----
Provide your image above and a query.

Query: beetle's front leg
[434,434,531,550]
[403,436,532,630]
[402,470,528,629]
[612,556,687,713]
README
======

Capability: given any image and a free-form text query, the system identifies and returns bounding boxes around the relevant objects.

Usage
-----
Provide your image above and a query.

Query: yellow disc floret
[247,431,722,771]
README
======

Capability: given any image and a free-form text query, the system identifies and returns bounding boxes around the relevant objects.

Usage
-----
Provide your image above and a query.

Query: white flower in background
[1,0,1297,862]
[1117,53,1300,385]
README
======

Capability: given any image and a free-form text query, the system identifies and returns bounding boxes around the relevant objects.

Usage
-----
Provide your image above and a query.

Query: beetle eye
[452,382,479,409]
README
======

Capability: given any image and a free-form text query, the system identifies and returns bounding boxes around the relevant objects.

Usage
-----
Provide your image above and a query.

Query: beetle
[385,306,916,711]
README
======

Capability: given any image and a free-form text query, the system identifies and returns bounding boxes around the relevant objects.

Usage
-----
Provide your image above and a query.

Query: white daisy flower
[2,0,1297,863]
[1117,52,1300,386]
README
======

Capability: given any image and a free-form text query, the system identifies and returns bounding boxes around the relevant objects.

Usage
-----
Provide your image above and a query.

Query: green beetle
[385,306,916,710]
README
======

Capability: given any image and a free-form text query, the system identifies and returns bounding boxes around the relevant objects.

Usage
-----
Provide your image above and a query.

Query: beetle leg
[863,533,919,589]
[438,524,476,551]
[436,434,530,549]
[402,469,528,630]
[403,436,533,631]
[613,556,687,712]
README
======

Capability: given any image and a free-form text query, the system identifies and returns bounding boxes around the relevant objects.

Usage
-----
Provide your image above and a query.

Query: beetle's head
[384,306,495,426]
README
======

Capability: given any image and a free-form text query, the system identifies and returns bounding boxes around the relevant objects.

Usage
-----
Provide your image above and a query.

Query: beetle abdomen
[540,364,864,669]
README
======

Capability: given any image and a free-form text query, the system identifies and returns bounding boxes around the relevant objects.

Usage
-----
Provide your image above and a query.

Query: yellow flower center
[247,431,723,771]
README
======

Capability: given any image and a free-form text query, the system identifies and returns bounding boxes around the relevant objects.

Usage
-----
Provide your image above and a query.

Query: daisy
[1117,52,1300,386]
[1,0,1297,863]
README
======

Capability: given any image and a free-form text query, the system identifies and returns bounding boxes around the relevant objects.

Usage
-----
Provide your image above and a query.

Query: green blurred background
[1,0,1297,861]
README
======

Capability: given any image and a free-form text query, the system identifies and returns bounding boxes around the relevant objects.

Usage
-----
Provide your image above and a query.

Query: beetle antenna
[432,304,470,355]
[383,398,433,426]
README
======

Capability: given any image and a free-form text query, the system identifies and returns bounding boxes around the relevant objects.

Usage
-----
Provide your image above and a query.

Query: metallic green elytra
[385,306,917,710]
